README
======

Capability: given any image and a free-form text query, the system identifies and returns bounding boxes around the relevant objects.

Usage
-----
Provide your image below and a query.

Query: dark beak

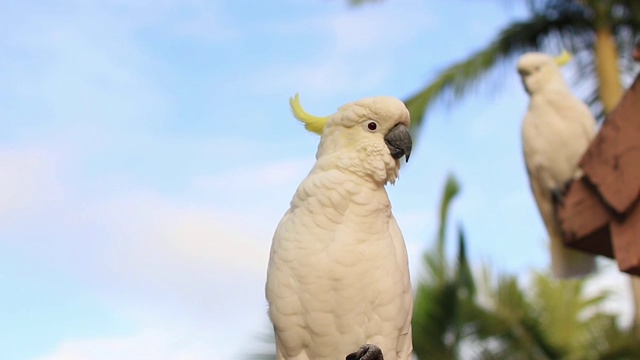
[384,123,412,162]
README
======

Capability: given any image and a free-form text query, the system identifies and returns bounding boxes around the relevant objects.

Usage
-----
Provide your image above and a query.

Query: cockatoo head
[517,50,572,94]
[290,94,412,185]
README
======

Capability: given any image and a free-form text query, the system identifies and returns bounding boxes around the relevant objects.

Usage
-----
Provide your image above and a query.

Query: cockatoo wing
[388,215,413,360]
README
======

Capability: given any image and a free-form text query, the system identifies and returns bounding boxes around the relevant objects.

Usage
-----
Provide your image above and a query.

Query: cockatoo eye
[366,121,378,132]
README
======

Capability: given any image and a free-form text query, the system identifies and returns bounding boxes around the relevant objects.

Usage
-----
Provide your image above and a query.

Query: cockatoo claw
[345,344,384,360]
[551,188,565,206]
[552,180,574,206]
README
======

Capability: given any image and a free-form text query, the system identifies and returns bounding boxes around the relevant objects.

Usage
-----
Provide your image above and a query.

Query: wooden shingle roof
[557,74,640,276]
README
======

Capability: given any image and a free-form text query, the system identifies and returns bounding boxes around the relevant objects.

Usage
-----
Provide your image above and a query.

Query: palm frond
[405,11,593,129]
[437,174,461,260]
[455,225,476,299]
[412,173,476,360]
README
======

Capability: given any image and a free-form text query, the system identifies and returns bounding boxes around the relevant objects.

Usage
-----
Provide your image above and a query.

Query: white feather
[266,96,413,359]
[519,52,597,278]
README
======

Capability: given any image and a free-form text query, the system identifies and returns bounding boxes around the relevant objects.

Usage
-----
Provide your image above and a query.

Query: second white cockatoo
[518,51,597,278]
[266,94,414,360]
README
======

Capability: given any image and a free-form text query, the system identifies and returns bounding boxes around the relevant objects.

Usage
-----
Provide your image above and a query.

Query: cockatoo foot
[551,187,565,205]
[345,344,384,360]
[552,179,574,205]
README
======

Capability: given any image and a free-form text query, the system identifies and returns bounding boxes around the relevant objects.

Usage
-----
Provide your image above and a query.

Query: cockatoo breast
[266,166,411,359]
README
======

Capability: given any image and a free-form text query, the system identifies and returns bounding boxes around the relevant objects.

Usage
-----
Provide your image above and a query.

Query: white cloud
[0,161,274,360]
[0,146,66,225]
[251,55,392,96]
[0,1,172,140]
[0,141,276,278]
[0,141,279,358]
[95,191,271,276]
[192,158,313,192]
[36,328,223,360]
[0,0,237,46]
[249,0,436,96]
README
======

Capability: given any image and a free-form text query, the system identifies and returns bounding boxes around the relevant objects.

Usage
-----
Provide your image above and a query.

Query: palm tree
[411,174,476,359]
[467,271,640,359]
[412,175,640,360]
[398,0,639,126]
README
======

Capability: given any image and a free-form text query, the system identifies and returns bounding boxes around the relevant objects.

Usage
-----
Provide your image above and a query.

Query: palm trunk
[590,0,623,114]
[593,28,623,113]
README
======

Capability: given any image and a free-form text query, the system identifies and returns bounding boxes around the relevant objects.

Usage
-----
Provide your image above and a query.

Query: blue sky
[0,0,634,359]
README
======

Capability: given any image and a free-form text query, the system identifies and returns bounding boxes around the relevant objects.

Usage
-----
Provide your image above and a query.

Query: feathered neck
[313,148,400,186]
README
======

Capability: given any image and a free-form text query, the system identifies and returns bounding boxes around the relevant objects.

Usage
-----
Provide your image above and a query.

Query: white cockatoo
[266,94,414,360]
[518,51,597,278]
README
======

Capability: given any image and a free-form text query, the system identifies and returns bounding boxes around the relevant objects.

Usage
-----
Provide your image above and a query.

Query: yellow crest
[554,50,573,66]
[289,93,329,135]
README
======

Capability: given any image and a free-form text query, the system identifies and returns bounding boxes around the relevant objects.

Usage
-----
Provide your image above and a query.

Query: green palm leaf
[405,12,594,129]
